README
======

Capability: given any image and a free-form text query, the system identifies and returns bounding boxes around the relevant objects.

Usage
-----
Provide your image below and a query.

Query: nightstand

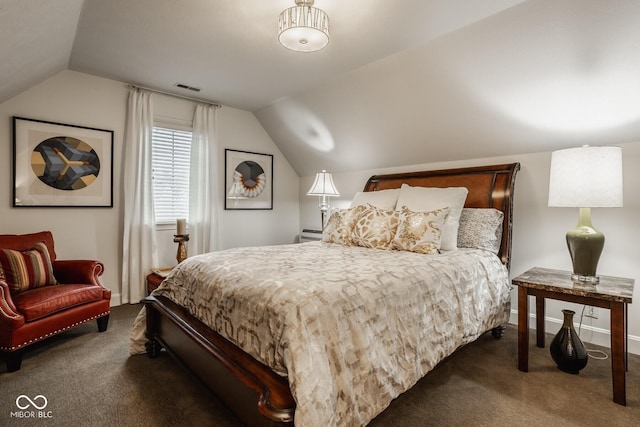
[146,267,174,294]
[512,267,634,405]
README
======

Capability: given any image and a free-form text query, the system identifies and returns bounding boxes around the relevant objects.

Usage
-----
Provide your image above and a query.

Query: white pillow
[395,184,468,251]
[350,188,400,211]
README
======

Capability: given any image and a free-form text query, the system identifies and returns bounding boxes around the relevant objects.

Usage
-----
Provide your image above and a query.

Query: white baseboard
[110,293,121,307]
[509,309,640,356]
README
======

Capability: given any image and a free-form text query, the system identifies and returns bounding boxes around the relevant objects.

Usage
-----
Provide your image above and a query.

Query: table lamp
[548,146,623,283]
[306,170,340,229]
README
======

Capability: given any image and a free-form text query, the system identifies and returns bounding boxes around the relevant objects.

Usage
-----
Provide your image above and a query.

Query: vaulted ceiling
[3,0,640,176]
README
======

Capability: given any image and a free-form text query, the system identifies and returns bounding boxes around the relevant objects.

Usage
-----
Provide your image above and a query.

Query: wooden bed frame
[144,162,520,427]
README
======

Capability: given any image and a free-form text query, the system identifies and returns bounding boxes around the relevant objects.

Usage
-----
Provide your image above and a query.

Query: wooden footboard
[145,295,507,426]
[144,295,295,427]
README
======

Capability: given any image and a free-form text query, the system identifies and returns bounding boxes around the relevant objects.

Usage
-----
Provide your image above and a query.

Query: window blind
[152,126,192,224]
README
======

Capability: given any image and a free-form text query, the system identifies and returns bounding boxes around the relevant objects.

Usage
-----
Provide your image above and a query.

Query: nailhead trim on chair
[0,310,110,351]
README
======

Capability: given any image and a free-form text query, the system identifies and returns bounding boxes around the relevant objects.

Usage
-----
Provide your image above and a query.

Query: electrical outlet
[586,306,598,319]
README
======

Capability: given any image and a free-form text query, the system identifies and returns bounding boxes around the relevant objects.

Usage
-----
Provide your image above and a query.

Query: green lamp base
[566,208,604,284]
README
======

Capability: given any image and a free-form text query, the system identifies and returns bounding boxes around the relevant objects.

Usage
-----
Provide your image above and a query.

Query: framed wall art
[224,149,273,210]
[12,116,114,207]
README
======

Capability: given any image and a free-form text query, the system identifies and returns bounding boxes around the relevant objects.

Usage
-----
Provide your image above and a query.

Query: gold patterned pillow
[392,206,450,254]
[352,204,400,250]
[322,205,365,245]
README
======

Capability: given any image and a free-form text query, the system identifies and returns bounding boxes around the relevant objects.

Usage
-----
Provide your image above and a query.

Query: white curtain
[122,88,158,304]
[188,104,221,255]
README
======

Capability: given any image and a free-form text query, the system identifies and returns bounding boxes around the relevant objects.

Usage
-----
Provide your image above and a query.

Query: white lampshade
[307,170,340,197]
[548,146,623,208]
[278,0,329,53]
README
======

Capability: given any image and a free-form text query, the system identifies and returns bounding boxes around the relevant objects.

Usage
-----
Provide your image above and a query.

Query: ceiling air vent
[174,83,201,92]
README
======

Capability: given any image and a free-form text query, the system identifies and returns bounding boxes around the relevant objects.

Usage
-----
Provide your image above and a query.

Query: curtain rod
[128,84,221,108]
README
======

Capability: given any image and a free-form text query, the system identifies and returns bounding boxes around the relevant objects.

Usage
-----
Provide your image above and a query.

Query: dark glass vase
[550,309,588,374]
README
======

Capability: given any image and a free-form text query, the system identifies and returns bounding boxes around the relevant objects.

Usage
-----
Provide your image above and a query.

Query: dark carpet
[1,303,638,426]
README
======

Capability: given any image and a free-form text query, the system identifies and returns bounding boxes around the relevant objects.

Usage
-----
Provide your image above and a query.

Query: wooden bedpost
[491,325,506,339]
[145,297,162,358]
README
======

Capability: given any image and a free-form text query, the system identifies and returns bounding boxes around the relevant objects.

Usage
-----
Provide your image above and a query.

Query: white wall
[301,142,640,354]
[0,70,300,305]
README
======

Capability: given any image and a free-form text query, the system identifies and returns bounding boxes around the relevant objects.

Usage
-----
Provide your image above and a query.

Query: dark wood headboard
[363,163,520,269]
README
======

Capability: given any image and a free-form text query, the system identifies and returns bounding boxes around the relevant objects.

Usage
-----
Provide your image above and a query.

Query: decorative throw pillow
[0,241,58,293]
[322,205,365,245]
[457,208,504,255]
[352,204,400,250]
[350,188,400,211]
[395,184,468,251]
[392,206,450,254]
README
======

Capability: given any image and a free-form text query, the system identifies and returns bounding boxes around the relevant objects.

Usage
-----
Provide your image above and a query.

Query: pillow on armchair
[0,241,58,293]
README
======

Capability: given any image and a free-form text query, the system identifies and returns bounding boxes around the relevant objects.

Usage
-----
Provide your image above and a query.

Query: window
[151,126,192,224]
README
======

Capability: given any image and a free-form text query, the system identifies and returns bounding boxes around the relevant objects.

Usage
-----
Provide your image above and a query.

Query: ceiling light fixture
[278,0,329,53]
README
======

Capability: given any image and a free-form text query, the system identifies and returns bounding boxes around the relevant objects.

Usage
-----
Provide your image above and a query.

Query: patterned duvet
[130,241,511,427]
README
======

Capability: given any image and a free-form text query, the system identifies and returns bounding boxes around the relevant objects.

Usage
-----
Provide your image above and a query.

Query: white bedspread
[131,242,510,427]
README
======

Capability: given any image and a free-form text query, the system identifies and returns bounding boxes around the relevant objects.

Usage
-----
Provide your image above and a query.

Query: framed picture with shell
[12,116,114,207]
[224,149,273,210]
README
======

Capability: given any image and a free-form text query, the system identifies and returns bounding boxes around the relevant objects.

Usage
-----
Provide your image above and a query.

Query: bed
[133,162,520,427]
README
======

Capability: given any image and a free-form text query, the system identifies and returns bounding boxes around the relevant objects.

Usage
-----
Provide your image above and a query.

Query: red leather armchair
[0,231,111,372]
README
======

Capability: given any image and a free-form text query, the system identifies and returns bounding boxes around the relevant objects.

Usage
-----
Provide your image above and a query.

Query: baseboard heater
[299,228,322,242]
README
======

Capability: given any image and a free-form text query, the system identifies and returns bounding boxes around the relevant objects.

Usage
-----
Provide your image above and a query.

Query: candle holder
[173,234,189,264]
